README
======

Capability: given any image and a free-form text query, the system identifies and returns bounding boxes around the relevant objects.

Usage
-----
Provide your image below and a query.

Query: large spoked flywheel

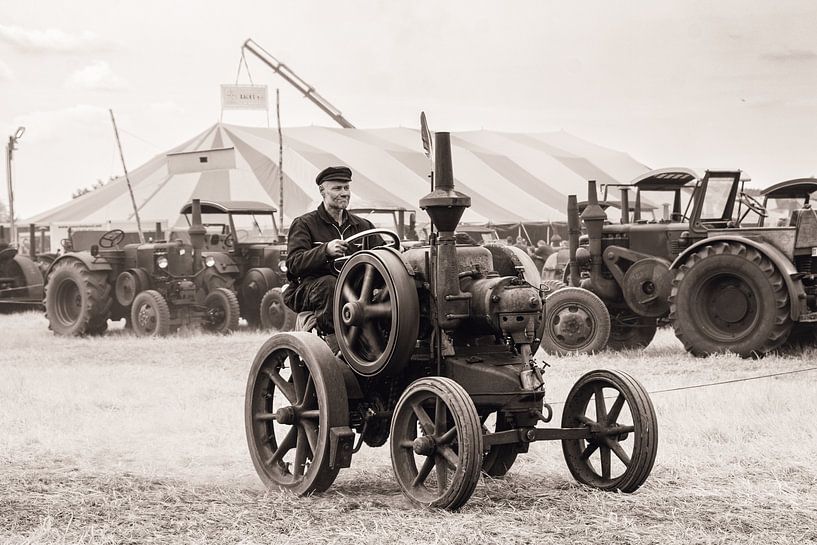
[245,332,349,495]
[334,249,419,377]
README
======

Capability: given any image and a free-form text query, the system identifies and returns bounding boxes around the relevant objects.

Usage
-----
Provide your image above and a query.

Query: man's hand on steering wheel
[325,239,349,258]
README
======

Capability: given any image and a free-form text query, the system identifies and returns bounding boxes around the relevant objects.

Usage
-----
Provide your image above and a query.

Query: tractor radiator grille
[795,255,815,274]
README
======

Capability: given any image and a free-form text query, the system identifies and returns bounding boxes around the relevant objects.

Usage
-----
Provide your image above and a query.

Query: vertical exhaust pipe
[419,132,471,328]
[29,223,36,259]
[189,199,206,272]
[567,195,580,287]
[581,181,607,288]
[620,188,630,224]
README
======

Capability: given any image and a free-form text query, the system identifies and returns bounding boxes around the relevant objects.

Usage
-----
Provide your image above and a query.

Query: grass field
[1,311,816,544]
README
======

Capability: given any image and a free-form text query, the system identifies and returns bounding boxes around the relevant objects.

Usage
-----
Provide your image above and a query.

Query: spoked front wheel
[245,332,349,495]
[390,377,483,510]
[561,369,657,492]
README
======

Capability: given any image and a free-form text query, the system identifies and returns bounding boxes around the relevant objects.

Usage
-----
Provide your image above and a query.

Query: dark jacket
[285,203,375,282]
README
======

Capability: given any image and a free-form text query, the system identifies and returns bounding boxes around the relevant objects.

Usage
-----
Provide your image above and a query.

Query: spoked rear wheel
[561,369,657,492]
[390,377,483,510]
[245,332,349,495]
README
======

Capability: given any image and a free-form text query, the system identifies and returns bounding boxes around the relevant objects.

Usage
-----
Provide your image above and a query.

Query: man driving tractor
[283,166,375,333]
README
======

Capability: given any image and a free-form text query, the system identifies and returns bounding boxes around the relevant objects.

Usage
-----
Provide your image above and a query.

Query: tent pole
[276,89,284,234]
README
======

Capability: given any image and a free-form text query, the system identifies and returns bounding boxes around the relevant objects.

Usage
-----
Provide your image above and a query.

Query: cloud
[10,105,110,143]
[0,24,114,54]
[65,61,127,91]
[0,59,13,81]
[761,48,817,62]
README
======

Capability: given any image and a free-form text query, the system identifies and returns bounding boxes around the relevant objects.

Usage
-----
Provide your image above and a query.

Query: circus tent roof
[26,123,649,227]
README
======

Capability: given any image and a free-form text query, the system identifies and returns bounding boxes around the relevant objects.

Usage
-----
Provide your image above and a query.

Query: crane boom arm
[242,38,356,129]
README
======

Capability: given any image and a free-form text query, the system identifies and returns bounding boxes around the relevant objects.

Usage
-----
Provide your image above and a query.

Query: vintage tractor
[44,200,239,336]
[0,243,45,313]
[563,167,817,356]
[176,200,295,331]
[244,132,658,510]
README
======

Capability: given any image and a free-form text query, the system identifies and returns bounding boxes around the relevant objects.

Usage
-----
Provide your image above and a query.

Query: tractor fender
[670,235,804,320]
[201,251,240,275]
[45,253,113,279]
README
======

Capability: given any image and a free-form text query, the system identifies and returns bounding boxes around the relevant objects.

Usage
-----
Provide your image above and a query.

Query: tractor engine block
[402,244,542,345]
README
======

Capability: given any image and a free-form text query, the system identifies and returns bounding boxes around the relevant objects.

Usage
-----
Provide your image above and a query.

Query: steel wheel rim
[548,300,597,350]
[55,279,81,325]
[692,272,759,342]
[207,300,227,329]
[247,347,324,487]
[391,389,463,504]
[562,378,638,487]
[136,302,157,333]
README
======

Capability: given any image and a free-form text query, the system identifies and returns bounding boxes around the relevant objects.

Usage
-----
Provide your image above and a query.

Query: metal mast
[242,38,356,129]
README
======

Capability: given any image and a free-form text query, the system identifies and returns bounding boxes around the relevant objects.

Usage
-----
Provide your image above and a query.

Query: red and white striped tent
[27,123,649,228]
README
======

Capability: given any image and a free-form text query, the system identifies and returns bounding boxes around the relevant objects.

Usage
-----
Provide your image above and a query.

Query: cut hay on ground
[1,312,816,544]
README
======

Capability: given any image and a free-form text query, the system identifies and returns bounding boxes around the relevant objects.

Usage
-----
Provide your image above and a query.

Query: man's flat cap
[316,166,352,185]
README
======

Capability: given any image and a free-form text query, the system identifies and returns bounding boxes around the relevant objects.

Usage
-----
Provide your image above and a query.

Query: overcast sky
[2,0,816,218]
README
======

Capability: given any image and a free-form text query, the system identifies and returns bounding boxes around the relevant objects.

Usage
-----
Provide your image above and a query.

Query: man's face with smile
[321,181,351,211]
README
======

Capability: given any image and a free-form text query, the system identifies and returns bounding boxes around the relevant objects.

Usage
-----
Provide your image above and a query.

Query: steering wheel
[60,238,73,252]
[332,228,401,273]
[739,192,768,219]
[99,229,126,248]
[223,233,234,248]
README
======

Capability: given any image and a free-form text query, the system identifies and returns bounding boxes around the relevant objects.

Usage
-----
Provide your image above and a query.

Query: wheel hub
[412,435,437,456]
[554,306,592,342]
[713,285,749,323]
[341,301,364,326]
[137,306,154,328]
[275,406,297,425]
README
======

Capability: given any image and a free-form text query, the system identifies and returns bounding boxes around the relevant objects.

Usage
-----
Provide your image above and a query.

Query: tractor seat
[296,311,318,332]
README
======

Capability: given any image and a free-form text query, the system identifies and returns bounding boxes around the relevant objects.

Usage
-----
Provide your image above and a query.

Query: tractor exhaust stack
[420,132,472,329]
[189,199,206,271]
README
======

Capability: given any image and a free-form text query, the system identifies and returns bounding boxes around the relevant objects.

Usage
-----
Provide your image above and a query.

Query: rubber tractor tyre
[260,287,297,332]
[45,259,112,336]
[669,241,792,357]
[540,287,611,355]
[607,312,658,351]
[204,287,240,334]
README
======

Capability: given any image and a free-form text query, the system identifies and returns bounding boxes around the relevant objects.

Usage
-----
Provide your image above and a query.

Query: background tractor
[44,200,239,336]
[0,240,45,313]
[176,200,295,331]
[244,131,657,510]
[564,167,817,356]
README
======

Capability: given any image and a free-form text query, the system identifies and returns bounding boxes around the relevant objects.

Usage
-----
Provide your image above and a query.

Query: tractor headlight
[205,256,216,268]
[278,261,287,272]
[179,248,186,256]
[156,255,169,269]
